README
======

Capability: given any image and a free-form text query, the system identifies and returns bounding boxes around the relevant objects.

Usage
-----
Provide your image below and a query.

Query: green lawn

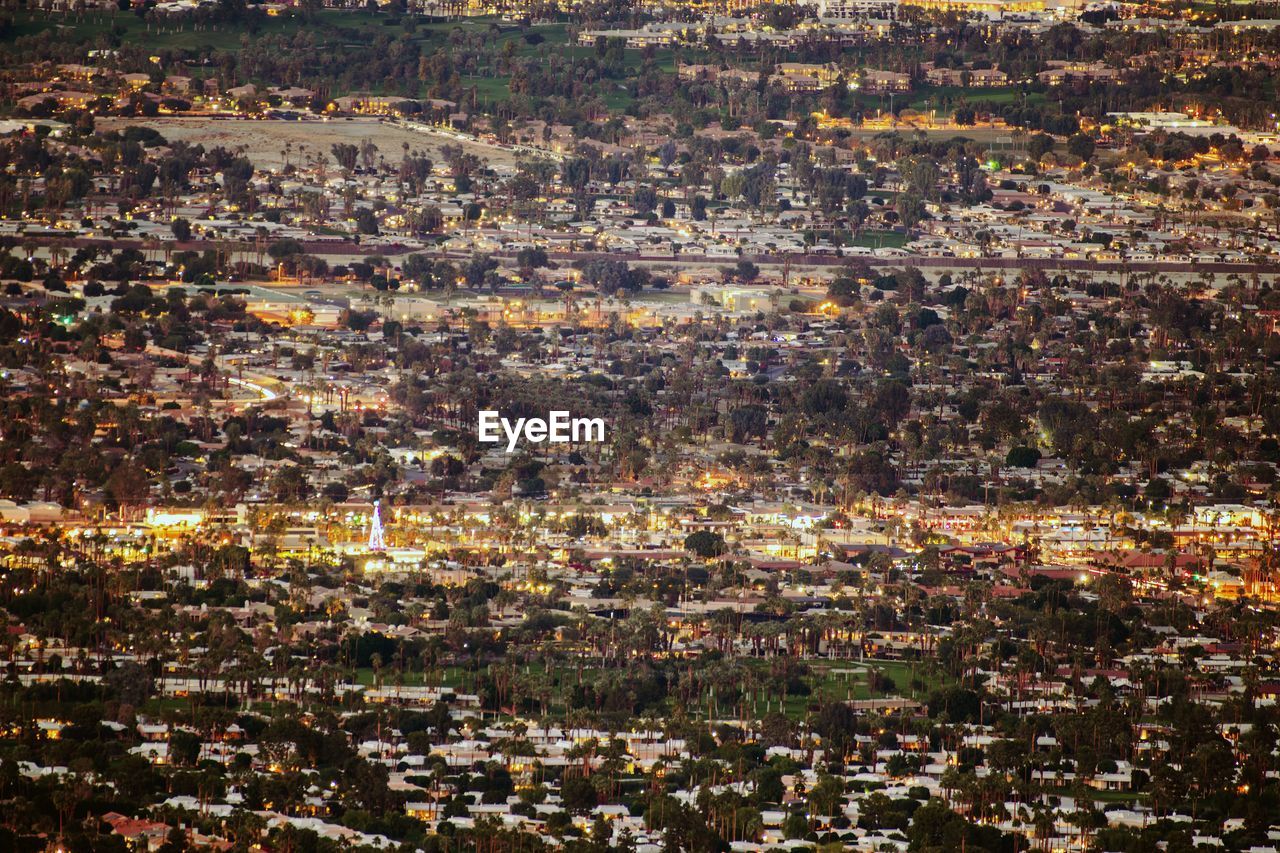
[461,76,515,108]
[601,86,635,111]
[193,654,959,722]
[908,85,1047,112]
[501,23,572,56]
[647,49,680,73]
[866,659,952,697]
[808,658,952,698]
[14,10,659,112]
[13,10,303,51]
[851,230,909,250]
[14,11,657,70]
[734,657,955,719]
[805,228,909,250]
[350,656,951,720]
[142,697,193,714]
[10,10,513,54]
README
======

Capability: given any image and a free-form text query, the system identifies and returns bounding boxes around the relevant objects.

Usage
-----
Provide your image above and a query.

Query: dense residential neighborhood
[3,0,1280,849]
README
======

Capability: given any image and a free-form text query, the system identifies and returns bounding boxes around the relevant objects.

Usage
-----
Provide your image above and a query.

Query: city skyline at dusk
[1,0,1279,850]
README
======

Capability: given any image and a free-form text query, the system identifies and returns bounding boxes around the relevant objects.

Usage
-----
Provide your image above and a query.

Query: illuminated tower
[368,501,386,551]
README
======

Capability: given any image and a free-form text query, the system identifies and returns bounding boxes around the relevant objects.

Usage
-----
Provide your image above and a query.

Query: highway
[20,234,1280,278]
[479,248,1280,278]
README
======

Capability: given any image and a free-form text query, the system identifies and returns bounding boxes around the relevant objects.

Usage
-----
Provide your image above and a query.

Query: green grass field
[460,76,513,108]
[601,85,635,111]
[13,10,305,51]
[12,10,670,110]
[907,85,1047,112]
[732,657,954,719]
[356,655,953,721]
[851,230,909,250]
[11,10,528,54]
[0,655,953,725]
[502,22,573,56]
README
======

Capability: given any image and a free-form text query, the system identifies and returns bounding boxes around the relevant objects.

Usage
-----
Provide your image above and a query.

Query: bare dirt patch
[97,116,520,170]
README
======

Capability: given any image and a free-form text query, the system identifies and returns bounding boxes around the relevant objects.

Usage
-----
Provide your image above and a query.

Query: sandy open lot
[97,116,521,170]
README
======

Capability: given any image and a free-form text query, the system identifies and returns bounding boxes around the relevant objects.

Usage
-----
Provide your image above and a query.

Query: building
[858,69,913,93]
[924,64,1011,87]
[814,0,900,18]
[1037,60,1122,85]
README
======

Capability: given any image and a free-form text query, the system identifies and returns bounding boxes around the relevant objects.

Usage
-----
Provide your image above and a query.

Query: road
[19,234,1280,279]
[480,249,1280,279]
[145,344,286,407]
[227,374,281,402]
